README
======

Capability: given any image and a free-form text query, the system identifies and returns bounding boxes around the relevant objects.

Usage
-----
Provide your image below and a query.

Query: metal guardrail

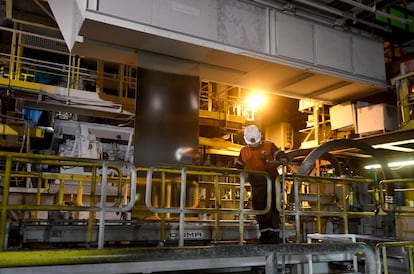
[145,165,271,246]
[0,151,136,250]
[280,174,376,242]
[379,178,414,213]
[375,241,414,274]
[0,155,383,272]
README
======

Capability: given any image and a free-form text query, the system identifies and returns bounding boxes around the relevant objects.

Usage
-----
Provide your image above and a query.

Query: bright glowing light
[364,160,414,169]
[245,93,267,109]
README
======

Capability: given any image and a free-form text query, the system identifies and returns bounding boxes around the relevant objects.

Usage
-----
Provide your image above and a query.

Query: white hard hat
[244,125,261,147]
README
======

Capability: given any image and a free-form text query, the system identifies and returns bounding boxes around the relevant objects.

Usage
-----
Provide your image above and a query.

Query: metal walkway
[0,243,376,274]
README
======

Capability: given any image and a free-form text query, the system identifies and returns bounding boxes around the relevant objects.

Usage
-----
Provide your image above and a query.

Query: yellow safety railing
[0,151,136,250]
[375,241,414,274]
[379,178,414,213]
[145,165,272,246]
[281,174,376,242]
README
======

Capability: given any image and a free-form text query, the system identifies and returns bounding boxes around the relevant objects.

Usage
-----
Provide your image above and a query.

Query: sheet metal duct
[134,68,200,167]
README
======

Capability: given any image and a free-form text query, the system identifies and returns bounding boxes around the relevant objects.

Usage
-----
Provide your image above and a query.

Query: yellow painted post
[9,24,17,80]
[77,180,83,206]
[35,175,42,219]
[70,55,76,89]
[96,60,104,94]
[75,56,80,90]
[118,64,124,98]
[160,171,166,242]
[57,179,64,205]
[382,246,389,274]
[316,180,321,233]
[342,182,348,234]
[408,246,414,274]
[214,175,221,242]
[15,30,23,80]
[0,155,12,251]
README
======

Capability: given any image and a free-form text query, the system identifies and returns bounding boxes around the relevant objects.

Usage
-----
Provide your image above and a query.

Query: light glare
[245,93,266,109]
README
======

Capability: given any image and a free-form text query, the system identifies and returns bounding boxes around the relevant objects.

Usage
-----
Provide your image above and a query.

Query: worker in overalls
[235,125,287,244]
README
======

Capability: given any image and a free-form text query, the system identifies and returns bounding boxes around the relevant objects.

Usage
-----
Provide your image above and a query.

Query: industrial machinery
[2,1,414,273]
[2,114,414,273]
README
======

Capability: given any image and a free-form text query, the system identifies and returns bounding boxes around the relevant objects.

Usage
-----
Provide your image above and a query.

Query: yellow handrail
[145,164,271,246]
[281,174,376,242]
[375,241,414,274]
[0,151,136,250]
[379,178,414,213]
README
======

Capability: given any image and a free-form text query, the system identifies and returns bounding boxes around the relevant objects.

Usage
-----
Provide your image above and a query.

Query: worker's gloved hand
[274,150,289,165]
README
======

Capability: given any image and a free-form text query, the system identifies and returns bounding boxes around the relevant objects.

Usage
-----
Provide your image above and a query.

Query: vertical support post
[87,167,97,244]
[66,53,72,99]
[316,181,321,233]
[0,155,12,251]
[265,252,279,274]
[15,29,23,80]
[96,60,104,94]
[75,56,81,90]
[342,182,349,234]
[35,176,42,219]
[98,163,108,249]
[178,168,187,247]
[57,179,64,205]
[294,176,300,243]
[9,24,17,80]
[281,168,286,244]
[118,64,125,98]
[408,246,414,274]
[160,171,166,243]
[77,181,83,206]
[382,246,388,274]
[313,105,320,145]
[214,175,221,242]
[238,172,246,245]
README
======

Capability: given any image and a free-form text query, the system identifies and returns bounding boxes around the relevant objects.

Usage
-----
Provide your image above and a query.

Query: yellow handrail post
[342,182,348,234]
[35,175,42,220]
[214,174,221,242]
[77,180,83,206]
[316,181,321,233]
[160,171,166,243]
[408,246,414,274]
[0,155,12,251]
[56,179,64,206]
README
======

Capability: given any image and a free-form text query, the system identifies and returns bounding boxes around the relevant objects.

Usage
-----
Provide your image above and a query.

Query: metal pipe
[338,0,375,13]
[338,0,412,25]
[293,0,391,32]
